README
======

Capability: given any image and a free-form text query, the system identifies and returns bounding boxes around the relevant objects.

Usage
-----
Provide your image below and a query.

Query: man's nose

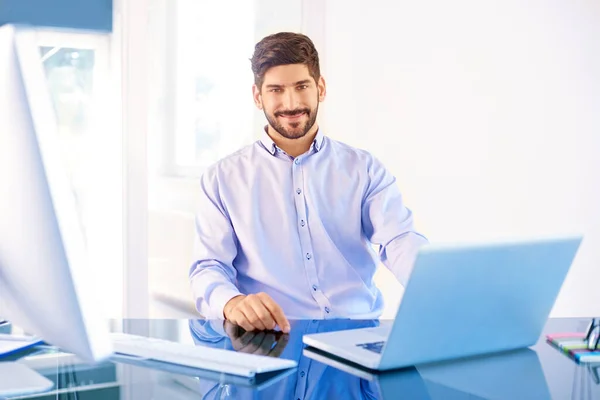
[281,90,300,110]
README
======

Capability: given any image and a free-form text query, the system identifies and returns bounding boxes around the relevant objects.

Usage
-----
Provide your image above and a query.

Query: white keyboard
[110,333,297,377]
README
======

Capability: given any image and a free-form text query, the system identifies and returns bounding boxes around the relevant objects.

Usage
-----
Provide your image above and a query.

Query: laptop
[303,236,582,370]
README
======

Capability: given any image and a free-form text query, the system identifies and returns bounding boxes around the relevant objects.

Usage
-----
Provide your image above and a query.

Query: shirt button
[294,158,300,165]
[325,307,330,314]
[300,220,305,227]
[296,188,301,195]
[312,284,318,291]
[306,253,312,260]
[300,371,305,377]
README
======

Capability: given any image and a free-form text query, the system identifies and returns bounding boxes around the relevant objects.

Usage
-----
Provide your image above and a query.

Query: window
[173,0,255,171]
[149,0,285,177]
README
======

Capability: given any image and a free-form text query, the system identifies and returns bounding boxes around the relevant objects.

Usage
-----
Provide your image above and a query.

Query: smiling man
[189,32,428,333]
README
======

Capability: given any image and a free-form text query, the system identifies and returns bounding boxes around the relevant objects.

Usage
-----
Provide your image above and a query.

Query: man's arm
[190,169,290,332]
[361,156,429,286]
[189,170,242,319]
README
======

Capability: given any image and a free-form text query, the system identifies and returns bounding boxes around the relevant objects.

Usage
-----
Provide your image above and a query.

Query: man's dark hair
[251,32,321,91]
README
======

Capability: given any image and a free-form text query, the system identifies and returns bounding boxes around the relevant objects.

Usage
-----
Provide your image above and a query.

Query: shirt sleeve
[361,156,429,286]
[189,168,242,319]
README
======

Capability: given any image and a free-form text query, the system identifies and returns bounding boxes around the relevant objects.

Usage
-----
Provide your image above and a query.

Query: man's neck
[267,125,319,158]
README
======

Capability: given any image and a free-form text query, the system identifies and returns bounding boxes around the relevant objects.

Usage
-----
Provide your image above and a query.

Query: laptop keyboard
[356,341,386,354]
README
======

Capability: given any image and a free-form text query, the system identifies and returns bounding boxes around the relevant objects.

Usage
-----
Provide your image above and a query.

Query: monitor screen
[0,24,112,362]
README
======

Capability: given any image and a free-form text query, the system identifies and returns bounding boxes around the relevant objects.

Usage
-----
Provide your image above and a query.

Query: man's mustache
[275,108,310,117]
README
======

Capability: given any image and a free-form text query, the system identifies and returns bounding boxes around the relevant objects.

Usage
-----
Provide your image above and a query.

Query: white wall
[321,0,600,317]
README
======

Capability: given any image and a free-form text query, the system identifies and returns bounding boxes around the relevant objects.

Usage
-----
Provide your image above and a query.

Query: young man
[189,32,428,333]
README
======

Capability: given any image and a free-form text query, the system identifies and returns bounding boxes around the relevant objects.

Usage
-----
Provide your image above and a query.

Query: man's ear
[318,76,327,102]
[252,84,263,109]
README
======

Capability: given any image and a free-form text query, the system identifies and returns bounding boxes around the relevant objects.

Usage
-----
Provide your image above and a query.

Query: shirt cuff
[208,285,243,319]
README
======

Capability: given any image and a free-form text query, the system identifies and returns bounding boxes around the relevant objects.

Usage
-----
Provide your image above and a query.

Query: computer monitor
[0,24,112,362]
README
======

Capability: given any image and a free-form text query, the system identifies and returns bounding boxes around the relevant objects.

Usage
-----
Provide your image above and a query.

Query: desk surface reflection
[2,318,599,399]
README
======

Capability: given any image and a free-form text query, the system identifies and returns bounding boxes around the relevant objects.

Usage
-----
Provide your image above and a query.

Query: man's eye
[297,85,308,90]
[270,88,282,93]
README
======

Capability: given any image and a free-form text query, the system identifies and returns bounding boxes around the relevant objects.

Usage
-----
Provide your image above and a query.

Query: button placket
[291,154,332,313]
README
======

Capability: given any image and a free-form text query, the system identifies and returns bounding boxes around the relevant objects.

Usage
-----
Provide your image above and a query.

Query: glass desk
[1,318,599,399]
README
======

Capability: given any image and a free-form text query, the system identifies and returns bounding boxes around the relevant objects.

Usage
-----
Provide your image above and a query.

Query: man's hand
[224,320,290,357]
[223,292,290,333]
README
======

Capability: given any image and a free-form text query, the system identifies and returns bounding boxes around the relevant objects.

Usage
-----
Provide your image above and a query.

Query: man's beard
[264,103,319,140]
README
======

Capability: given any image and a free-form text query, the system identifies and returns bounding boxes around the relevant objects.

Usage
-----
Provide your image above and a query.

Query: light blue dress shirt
[189,129,428,319]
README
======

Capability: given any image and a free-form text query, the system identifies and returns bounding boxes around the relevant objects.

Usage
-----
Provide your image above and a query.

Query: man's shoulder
[202,142,261,178]
[325,136,381,166]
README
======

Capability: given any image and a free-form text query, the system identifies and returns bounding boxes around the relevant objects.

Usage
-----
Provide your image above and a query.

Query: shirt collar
[313,129,324,152]
[260,128,278,155]
[259,127,325,156]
